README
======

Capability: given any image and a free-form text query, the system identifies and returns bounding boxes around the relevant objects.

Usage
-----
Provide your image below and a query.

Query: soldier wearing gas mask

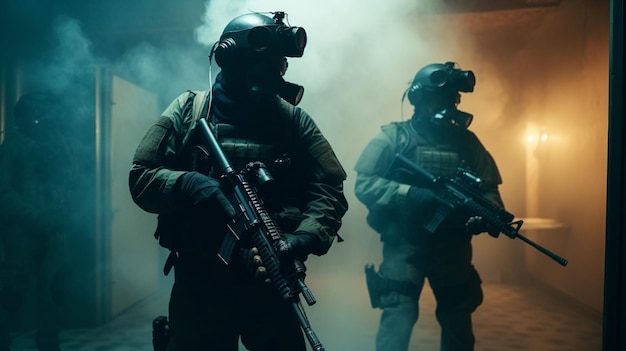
[354,62,505,351]
[129,11,347,351]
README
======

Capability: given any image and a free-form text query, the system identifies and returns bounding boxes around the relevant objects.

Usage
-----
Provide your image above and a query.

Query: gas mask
[431,108,474,129]
[428,92,473,128]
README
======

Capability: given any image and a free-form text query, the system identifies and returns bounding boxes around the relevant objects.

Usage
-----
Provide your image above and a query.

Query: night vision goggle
[407,61,476,106]
[214,12,307,68]
[421,61,475,93]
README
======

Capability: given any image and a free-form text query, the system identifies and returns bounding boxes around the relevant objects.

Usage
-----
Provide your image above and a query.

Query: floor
[9,276,603,351]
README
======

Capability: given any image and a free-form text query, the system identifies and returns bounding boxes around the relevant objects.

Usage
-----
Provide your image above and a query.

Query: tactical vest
[155,91,308,258]
[394,120,463,179]
[364,120,466,238]
[179,91,294,178]
[191,91,304,229]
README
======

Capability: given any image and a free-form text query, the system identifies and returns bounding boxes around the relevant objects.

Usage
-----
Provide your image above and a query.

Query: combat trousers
[165,251,306,351]
[375,237,483,351]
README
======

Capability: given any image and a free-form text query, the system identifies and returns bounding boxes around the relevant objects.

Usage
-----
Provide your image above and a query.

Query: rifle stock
[197,118,326,351]
[387,153,568,267]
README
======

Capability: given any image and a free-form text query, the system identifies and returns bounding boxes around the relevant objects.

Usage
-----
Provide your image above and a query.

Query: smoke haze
[0,0,610,348]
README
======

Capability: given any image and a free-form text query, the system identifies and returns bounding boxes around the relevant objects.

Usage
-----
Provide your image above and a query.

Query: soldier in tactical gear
[0,92,80,351]
[354,62,505,351]
[129,11,348,351]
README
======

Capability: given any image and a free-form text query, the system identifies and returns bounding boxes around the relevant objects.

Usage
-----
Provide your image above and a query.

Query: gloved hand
[278,232,321,259]
[238,247,270,283]
[176,172,235,220]
[465,216,500,238]
[407,186,444,208]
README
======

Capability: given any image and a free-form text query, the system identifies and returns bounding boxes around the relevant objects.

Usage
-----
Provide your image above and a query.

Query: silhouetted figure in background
[355,62,505,351]
[0,92,82,351]
[129,11,348,351]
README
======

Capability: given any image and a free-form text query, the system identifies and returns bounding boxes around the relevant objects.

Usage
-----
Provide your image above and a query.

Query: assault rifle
[197,118,326,351]
[387,153,568,267]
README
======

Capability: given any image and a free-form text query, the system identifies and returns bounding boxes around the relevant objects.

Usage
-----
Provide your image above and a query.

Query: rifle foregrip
[250,229,292,301]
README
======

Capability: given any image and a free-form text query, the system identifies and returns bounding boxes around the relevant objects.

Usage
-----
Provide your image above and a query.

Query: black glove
[465,216,500,238]
[238,247,270,283]
[407,186,444,208]
[278,232,321,259]
[176,172,235,220]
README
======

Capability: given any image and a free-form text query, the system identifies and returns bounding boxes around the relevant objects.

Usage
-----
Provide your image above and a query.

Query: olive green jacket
[129,91,348,254]
[354,120,503,240]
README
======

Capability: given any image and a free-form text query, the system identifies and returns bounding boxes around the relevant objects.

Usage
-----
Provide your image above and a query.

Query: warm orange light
[526,132,549,143]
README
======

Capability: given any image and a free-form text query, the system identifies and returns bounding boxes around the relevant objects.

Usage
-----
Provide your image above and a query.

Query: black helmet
[407,62,475,106]
[213,12,307,69]
[407,62,476,129]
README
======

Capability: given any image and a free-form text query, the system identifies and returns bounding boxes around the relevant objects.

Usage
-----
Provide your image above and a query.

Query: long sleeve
[354,124,412,211]
[128,92,195,214]
[289,106,349,254]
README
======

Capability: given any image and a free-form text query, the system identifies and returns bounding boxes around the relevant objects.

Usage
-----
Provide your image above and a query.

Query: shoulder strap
[190,90,210,123]
[384,120,418,157]
[176,90,211,165]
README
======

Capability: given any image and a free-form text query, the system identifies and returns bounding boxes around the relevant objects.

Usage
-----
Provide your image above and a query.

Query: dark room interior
[0,0,624,350]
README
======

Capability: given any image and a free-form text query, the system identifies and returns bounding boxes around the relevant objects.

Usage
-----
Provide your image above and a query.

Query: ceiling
[0,0,570,149]
[438,0,560,13]
[0,0,207,60]
[0,0,561,61]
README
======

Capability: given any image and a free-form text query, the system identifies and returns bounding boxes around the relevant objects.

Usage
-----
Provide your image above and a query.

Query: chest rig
[397,120,463,178]
[181,91,294,181]
[211,123,288,177]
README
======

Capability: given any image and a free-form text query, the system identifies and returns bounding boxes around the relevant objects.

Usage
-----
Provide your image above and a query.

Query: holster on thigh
[365,264,420,309]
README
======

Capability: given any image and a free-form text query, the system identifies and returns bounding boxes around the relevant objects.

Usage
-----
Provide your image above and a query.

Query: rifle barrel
[514,232,569,266]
